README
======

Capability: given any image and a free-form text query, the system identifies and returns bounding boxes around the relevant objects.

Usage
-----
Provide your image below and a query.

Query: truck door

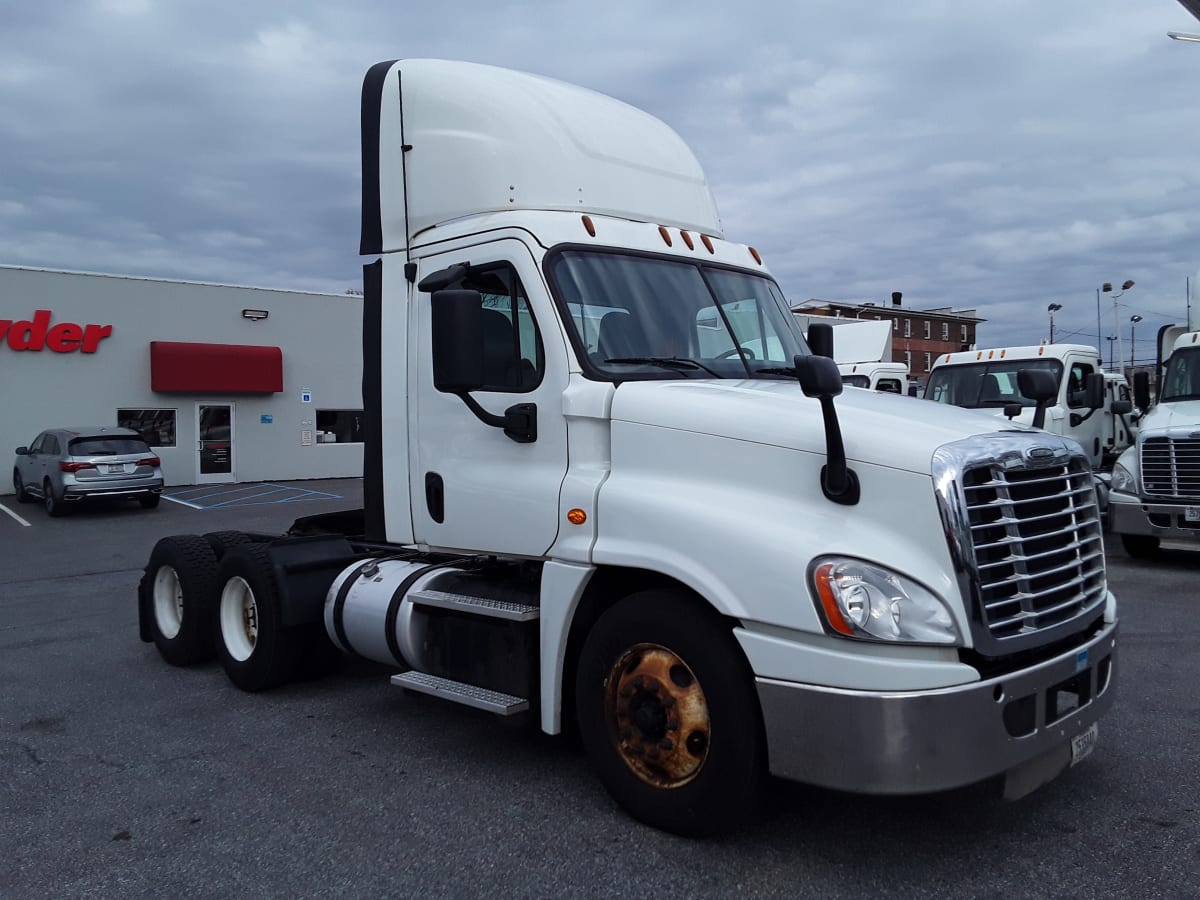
[1063,355,1104,466]
[411,241,570,556]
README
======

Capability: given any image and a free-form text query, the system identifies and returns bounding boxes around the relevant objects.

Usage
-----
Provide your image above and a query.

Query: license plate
[106,464,124,474]
[1070,722,1099,766]
[1186,507,1200,523]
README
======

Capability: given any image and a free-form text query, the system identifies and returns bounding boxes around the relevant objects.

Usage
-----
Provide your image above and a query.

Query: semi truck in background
[1108,323,1200,558]
[925,344,1136,471]
[792,315,909,394]
[137,59,1117,835]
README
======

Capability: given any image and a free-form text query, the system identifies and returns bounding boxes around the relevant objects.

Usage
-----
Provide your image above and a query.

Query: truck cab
[138,59,1118,835]
[1108,326,1200,557]
[925,344,1133,470]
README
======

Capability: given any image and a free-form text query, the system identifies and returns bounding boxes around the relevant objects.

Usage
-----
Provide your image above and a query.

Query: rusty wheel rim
[604,642,710,788]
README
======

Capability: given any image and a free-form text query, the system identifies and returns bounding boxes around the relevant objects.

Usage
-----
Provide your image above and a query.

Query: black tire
[203,530,257,560]
[43,480,65,517]
[215,544,301,692]
[138,535,221,666]
[139,493,161,509]
[12,470,32,504]
[574,589,765,836]
[1120,533,1160,559]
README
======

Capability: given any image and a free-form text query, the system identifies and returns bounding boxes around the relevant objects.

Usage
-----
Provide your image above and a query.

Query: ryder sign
[1,310,113,353]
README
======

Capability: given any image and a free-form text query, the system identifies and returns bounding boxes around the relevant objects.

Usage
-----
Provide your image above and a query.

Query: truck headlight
[1111,461,1137,494]
[811,558,960,645]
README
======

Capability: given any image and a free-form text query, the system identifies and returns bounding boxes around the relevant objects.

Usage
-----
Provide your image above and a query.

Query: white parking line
[161,494,205,510]
[0,501,32,527]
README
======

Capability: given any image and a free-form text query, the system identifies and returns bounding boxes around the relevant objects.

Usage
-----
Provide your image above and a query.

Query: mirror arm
[1031,400,1049,430]
[814,396,860,505]
[1069,408,1097,428]
[456,392,538,444]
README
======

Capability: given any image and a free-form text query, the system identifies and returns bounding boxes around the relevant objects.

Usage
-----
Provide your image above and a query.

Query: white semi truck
[925,344,1136,471]
[138,59,1117,835]
[1109,324,1200,558]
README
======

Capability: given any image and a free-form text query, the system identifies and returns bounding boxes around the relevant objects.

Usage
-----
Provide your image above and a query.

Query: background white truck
[925,344,1136,471]
[792,315,909,394]
[137,59,1117,835]
[1108,324,1200,558]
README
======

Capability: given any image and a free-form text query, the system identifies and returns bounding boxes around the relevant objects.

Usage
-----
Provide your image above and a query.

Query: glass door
[196,402,235,484]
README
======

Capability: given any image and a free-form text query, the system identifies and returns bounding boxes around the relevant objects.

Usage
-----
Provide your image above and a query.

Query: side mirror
[1110,399,1132,416]
[1083,372,1104,410]
[806,322,835,360]
[431,290,484,392]
[1133,371,1151,410]
[15,446,28,455]
[1018,368,1058,430]
[1003,403,1022,420]
[796,354,842,397]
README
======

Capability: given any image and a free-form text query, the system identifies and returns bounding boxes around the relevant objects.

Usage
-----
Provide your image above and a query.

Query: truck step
[408,589,540,621]
[391,671,530,716]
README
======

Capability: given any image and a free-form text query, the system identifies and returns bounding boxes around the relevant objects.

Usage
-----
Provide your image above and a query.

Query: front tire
[139,535,220,665]
[215,544,301,692]
[1120,533,1160,559]
[574,589,765,836]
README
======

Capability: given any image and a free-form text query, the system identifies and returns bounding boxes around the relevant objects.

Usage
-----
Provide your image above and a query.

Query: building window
[961,324,968,342]
[117,408,177,447]
[923,321,931,339]
[892,318,898,333]
[923,352,932,371]
[316,410,365,443]
[941,322,949,340]
[904,350,912,369]
[904,319,911,338]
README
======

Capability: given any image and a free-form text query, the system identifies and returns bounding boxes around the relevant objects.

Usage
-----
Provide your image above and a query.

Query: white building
[1,266,364,488]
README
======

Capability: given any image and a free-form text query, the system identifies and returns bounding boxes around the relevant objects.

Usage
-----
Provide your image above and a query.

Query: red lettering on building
[0,311,112,353]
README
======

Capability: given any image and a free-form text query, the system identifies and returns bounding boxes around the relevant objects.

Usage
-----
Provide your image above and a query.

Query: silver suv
[13,426,164,516]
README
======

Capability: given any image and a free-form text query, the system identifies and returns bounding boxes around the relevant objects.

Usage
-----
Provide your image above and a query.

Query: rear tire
[139,535,220,665]
[574,589,765,836]
[215,544,301,692]
[1120,533,1160,559]
[204,530,258,559]
[43,480,65,517]
[12,470,32,503]
[139,493,161,509]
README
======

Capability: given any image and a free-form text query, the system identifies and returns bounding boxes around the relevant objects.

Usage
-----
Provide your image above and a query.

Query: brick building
[792,293,985,384]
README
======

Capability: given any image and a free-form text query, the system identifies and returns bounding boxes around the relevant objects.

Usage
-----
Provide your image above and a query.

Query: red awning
[150,341,283,393]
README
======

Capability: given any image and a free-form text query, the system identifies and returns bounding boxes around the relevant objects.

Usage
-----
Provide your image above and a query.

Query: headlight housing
[1111,461,1137,494]
[811,558,961,645]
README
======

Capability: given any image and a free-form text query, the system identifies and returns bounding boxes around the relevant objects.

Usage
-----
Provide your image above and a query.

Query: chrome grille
[1141,436,1200,500]
[935,435,1111,656]
[962,456,1106,642]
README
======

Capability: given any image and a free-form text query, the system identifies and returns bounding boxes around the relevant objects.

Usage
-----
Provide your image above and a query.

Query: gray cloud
[1,0,1197,364]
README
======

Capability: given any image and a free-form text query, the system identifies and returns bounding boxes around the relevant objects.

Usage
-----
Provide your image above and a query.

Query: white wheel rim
[152,566,184,640]
[220,576,258,662]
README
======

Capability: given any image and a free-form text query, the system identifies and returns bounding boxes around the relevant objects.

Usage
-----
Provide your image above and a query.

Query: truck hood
[1139,399,1200,432]
[610,379,1025,476]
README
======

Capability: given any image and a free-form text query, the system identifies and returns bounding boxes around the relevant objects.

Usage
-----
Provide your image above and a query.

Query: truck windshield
[926,359,1064,408]
[546,250,808,379]
[1161,347,1200,402]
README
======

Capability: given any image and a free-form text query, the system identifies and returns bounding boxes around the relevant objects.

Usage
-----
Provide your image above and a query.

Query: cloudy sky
[3,0,1199,364]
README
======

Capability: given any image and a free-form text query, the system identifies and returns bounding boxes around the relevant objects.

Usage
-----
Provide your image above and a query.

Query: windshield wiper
[604,357,722,378]
[753,366,797,376]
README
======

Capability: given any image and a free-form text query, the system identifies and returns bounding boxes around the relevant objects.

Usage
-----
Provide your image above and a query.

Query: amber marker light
[658,226,673,246]
[813,563,856,637]
[701,234,715,253]
[1039,346,1046,355]
[581,215,596,236]
[567,508,587,525]
[680,230,695,250]
[749,246,762,264]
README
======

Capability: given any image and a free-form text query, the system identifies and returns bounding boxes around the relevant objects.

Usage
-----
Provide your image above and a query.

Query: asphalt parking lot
[2,480,1199,899]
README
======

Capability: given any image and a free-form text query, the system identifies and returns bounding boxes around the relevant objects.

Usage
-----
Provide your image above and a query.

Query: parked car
[12,426,164,516]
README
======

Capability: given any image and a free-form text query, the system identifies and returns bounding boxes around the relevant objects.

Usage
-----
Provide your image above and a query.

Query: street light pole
[1105,336,1117,371]
[1130,314,1143,372]
[1047,303,1062,343]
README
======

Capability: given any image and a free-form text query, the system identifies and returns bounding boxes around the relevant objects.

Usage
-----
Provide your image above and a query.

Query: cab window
[445,264,544,393]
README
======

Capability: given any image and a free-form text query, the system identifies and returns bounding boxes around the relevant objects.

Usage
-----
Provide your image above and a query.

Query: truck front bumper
[756,620,1117,797]
[1109,492,1200,542]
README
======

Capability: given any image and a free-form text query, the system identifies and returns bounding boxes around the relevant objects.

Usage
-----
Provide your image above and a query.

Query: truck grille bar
[1141,435,1200,500]
[933,434,1108,657]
